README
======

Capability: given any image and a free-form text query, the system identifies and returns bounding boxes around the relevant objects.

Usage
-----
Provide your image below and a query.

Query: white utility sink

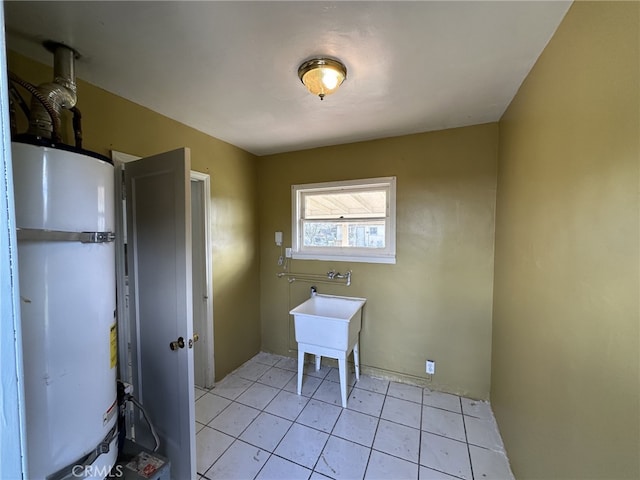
[290,294,366,407]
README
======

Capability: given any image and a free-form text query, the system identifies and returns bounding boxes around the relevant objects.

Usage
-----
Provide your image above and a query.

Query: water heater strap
[17,228,115,243]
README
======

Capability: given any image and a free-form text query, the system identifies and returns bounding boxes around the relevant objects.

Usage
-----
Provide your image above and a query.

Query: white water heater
[13,141,118,479]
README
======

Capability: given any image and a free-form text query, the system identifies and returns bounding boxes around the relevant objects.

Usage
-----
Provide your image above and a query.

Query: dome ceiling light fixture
[297,57,347,100]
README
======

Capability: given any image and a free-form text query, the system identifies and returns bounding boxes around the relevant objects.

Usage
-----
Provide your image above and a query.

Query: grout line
[460,395,475,480]
[418,386,424,470]
[422,402,465,416]
[420,465,468,480]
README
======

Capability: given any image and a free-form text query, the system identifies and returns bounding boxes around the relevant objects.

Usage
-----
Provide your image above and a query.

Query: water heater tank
[12,140,118,479]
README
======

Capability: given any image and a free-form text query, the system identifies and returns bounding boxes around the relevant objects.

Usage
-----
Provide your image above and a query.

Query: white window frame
[291,176,396,264]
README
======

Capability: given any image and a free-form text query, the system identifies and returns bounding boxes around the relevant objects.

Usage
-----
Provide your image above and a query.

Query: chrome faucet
[327,270,352,286]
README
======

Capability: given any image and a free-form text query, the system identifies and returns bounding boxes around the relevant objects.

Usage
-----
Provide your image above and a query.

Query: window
[292,177,396,264]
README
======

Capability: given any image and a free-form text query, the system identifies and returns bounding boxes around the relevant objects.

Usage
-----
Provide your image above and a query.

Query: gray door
[125,147,195,479]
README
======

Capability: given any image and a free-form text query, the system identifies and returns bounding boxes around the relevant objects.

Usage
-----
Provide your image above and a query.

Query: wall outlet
[426,360,436,375]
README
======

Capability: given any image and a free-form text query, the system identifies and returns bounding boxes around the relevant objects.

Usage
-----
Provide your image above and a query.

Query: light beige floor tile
[422,390,461,414]
[264,390,309,420]
[257,367,296,389]
[284,374,323,397]
[461,397,493,419]
[236,383,280,410]
[274,423,329,469]
[381,396,422,428]
[195,393,232,424]
[464,415,505,451]
[421,405,466,442]
[297,398,342,433]
[388,382,423,404]
[469,445,514,480]
[255,455,312,480]
[239,412,292,452]
[332,409,379,447]
[205,440,269,480]
[211,374,254,400]
[354,375,390,395]
[208,402,260,437]
[420,432,471,480]
[196,426,234,475]
[365,450,419,480]
[347,388,385,417]
[316,436,371,480]
[373,419,420,463]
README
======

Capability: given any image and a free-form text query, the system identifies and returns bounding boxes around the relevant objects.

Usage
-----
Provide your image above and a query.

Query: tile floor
[195,352,514,480]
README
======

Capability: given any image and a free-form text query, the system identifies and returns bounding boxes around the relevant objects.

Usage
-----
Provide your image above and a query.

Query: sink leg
[297,349,305,396]
[354,342,360,381]
[315,355,321,372]
[338,355,347,408]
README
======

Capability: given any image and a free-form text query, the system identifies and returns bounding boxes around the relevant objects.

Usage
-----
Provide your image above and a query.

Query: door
[125,148,195,479]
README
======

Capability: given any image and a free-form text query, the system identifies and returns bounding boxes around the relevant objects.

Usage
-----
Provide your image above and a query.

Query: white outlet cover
[426,360,435,375]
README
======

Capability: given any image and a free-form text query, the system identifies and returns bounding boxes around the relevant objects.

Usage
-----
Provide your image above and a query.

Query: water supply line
[277,270,352,286]
[69,106,83,149]
[8,71,62,143]
[117,380,160,452]
[127,395,160,452]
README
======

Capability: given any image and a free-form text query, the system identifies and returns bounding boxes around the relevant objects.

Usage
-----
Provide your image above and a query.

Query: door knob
[170,336,185,351]
[188,333,200,349]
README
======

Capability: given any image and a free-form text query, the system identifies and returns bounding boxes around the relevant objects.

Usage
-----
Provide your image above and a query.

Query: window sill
[291,252,396,264]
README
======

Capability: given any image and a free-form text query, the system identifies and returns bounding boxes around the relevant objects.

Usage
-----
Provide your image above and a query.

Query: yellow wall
[258,124,498,400]
[7,51,261,380]
[492,2,639,478]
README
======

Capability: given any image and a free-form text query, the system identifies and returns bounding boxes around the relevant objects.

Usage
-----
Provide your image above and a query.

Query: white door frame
[190,171,215,388]
[112,151,214,388]
[0,4,28,473]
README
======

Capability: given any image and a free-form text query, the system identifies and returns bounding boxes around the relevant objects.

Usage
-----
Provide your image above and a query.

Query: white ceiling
[4,1,572,156]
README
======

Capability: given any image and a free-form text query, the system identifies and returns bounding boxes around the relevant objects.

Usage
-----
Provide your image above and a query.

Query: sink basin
[290,294,366,407]
[290,294,366,350]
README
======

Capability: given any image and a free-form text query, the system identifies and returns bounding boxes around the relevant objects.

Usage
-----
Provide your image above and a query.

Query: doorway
[191,172,214,388]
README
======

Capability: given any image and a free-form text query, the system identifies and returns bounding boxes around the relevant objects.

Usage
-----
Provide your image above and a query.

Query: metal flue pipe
[27,42,78,141]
